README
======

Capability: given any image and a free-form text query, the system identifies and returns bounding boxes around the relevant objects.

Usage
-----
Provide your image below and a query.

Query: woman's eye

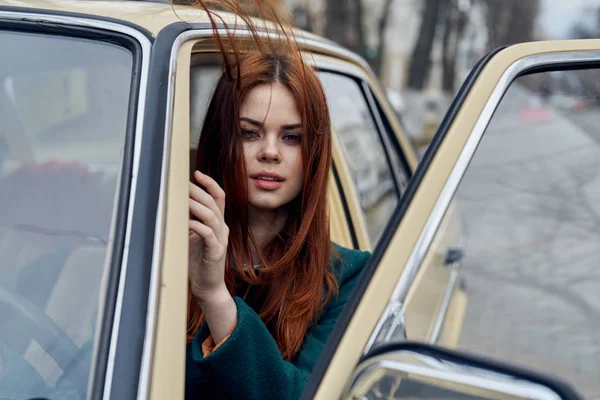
[242,128,258,138]
[283,133,301,142]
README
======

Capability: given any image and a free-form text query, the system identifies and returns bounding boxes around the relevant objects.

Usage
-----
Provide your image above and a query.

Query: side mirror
[344,342,583,400]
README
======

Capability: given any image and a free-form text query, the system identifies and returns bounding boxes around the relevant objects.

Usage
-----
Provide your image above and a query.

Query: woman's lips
[251,176,284,190]
[250,172,285,190]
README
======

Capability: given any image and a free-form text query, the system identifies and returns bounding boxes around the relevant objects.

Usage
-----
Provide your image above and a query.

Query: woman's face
[240,82,304,211]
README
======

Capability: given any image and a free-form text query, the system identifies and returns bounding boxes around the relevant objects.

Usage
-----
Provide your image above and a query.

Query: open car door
[304,40,600,399]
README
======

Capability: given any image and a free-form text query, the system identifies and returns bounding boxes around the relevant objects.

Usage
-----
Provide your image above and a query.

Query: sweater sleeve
[185,249,370,400]
[185,296,308,400]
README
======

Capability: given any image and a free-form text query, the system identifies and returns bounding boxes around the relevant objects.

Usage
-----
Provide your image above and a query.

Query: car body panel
[148,39,194,400]
[311,39,600,400]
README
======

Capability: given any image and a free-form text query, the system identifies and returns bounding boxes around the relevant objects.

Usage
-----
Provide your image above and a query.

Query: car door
[312,54,466,348]
[0,7,158,400]
[303,40,600,399]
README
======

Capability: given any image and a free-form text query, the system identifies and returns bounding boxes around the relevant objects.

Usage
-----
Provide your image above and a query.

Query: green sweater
[184,243,370,400]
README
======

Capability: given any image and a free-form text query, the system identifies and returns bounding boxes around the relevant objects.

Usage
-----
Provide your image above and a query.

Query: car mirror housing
[343,342,583,400]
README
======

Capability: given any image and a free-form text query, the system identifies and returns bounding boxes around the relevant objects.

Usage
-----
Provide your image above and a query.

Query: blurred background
[280,0,600,152]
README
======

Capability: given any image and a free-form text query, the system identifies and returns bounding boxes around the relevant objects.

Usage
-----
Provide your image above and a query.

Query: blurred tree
[323,0,394,77]
[483,0,540,50]
[407,0,446,90]
[568,7,600,105]
[292,5,313,32]
[441,0,469,93]
[570,7,600,39]
[324,0,366,55]
[370,0,395,77]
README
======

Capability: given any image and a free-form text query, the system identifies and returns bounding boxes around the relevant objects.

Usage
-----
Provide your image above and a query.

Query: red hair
[186,1,338,360]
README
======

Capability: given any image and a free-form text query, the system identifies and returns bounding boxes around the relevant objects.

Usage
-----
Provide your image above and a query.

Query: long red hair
[186,1,338,361]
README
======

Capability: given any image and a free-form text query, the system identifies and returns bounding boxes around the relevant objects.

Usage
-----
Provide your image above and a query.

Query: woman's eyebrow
[240,117,262,126]
[241,117,301,130]
[281,123,302,130]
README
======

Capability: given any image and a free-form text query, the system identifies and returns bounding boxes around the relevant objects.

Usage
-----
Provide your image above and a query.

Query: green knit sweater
[184,243,370,400]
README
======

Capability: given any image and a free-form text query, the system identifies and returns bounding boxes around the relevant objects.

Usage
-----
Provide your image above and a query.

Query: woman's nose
[258,136,281,162]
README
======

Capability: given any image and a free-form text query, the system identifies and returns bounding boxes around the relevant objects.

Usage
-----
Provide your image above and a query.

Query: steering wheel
[0,286,85,379]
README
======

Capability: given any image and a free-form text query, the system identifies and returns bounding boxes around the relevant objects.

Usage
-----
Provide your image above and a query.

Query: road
[450,82,600,398]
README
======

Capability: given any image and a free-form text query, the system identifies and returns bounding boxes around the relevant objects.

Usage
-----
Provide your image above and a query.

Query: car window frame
[319,69,409,196]
[332,162,360,249]
[361,81,412,190]
[317,68,411,247]
[0,10,154,400]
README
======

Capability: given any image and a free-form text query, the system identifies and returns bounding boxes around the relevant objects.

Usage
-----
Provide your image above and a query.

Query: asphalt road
[449,83,600,398]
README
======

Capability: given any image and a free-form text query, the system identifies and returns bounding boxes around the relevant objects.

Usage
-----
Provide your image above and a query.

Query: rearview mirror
[344,342,583,400]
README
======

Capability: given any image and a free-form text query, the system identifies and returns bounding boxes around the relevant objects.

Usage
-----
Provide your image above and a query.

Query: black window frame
[318,69,412,244]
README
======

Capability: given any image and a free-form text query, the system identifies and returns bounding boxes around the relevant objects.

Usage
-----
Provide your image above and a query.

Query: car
[0,1,596,400]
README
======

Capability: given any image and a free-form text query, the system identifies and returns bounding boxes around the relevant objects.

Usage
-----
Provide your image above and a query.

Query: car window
[427,69,600,398]
[190,62,223,148]
[0,30,133,399]
[318,72,401,245]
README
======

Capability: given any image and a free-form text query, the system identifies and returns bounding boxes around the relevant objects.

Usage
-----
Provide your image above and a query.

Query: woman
[185,3,370,399]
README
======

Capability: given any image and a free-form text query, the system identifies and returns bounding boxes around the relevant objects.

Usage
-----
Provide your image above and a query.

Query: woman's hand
[189,171,237,343]
[188,170,229,304]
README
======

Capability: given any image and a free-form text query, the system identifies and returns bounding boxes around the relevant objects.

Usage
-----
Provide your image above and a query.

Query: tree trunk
[441,4,455,93]
[442,2,468,93]
[371,0,394,77]
[324,0,349,45]
[351,0,367,56]
[484,0,539,50]
[407,0,445,90]
[324,0,367,56]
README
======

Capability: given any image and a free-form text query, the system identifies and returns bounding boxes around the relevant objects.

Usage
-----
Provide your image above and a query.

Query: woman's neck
[248,206,287,264]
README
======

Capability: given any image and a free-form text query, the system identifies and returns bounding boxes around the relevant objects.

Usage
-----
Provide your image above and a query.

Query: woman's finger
[189,198,222,236]
[189,181,221,219]
[194,171,225,215]
[189,220,219,249]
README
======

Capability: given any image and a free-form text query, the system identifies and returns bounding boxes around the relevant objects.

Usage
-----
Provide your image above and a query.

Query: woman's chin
[248,194,290,212]
[249,200,285,211]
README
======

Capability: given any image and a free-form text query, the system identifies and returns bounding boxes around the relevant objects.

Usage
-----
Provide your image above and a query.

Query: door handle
[431,247,465,343]
[444,247,464,266]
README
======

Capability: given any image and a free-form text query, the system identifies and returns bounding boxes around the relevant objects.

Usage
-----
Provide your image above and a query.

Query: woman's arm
[186,297,310,400]
[185,249,370,400]
[196,287,237,344]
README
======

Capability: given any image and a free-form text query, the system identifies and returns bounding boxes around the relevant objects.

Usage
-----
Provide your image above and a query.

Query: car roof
[3,0,374,85]
[3,0,324,39]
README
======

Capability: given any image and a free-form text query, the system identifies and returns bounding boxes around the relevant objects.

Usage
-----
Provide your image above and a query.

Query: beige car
[0,1,595,399]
